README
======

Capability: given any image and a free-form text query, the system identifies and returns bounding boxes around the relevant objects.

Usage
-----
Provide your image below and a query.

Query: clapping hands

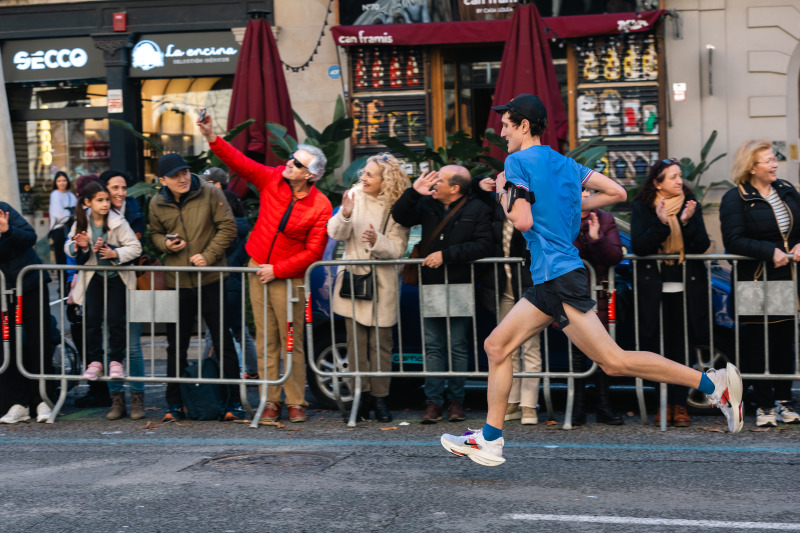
[73,231,90,250]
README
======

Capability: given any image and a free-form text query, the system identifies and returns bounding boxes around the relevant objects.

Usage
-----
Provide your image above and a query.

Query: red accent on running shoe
[721,388,730,407]
[466,437,480,450]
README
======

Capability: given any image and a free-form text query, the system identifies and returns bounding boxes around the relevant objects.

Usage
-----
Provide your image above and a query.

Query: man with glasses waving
[198,115,332,424]
[440,94,745,467]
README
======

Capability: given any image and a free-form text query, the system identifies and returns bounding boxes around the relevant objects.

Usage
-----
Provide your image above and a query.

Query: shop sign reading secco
[1,37,105,82]
[129,32,240,78]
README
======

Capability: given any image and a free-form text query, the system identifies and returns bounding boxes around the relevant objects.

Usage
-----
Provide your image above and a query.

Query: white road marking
[505,514,800,530]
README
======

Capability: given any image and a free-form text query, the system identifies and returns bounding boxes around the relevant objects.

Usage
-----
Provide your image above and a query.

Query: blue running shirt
[504,145,595,285]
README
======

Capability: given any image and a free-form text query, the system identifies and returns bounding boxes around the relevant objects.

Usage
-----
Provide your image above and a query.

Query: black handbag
[338,211,390,301]
[339,269,374,300]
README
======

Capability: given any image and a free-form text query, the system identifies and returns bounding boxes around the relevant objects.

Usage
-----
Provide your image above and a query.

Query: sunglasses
[289,153,306,170]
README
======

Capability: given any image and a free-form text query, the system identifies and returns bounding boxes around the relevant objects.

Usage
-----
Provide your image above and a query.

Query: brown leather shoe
[672,405,691,427]
[288,405,307,423]
[260,402,281,422]
[447,400,465,422]
[421,402,443,424]
[653,404,673,426]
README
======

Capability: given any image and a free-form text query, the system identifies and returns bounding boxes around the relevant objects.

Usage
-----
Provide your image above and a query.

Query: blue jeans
[108,321,144,394]
[423,316,470,406]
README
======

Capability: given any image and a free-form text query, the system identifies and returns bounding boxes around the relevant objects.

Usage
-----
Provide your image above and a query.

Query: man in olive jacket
[149,153,242,422]
[392,165,493,424]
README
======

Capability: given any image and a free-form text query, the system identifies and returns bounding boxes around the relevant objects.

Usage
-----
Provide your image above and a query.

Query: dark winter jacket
[149,175,236,288]
[574,209,623,325]
[478,203,533,309]
[719,180,800,282]
[0,202,51,293]
[391,188,493,285]
[631,191,710,343]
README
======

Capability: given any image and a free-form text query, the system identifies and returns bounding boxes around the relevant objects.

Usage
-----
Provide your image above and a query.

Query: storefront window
[140,76,233,181]
[24,84,107,109]
[9,83,109,188]
[441,48,503,141]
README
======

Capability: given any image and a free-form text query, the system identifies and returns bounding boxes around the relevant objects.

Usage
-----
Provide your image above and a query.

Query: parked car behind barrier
[306,219,738,410]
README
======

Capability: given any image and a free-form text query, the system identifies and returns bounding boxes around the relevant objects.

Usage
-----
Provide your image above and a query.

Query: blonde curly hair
[350,152,411,206]
[731,139,772,186]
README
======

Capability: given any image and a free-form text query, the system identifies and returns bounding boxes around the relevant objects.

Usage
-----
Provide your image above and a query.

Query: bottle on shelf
[642,36,658,80]
[389,48,402,88]
[603,38,621,81]
[406,50,420,87]
[582,39,599,81]
[623,36,641,80]
[371,48,384,89]
[354,49,367,90]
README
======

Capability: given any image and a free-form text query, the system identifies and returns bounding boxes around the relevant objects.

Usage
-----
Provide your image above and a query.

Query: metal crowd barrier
[15,264,293,427]
[307,253,800,430]
[304,257,613,428]
[0,269,8,375]
[626,253,799,431]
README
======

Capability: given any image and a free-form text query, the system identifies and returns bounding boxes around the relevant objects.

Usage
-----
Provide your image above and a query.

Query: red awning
[331,10,665,47]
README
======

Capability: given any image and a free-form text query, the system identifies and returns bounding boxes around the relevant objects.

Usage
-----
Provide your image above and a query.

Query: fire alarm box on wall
[113,12,127,32]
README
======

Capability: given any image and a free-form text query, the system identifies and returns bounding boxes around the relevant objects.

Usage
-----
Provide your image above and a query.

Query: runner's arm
[496,171,533,232]
[582,172,627,212]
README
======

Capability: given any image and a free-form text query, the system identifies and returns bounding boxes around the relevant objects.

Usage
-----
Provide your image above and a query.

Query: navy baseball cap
[491,93,547,126]
[158,153,190,177]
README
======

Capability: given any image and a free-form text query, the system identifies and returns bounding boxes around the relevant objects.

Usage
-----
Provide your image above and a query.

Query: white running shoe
[36,402,52,423]
[756,407,778,427]
[705,363,744,433]
[441,429,505,467]
[0,404,31,424]
[774,400,800,424]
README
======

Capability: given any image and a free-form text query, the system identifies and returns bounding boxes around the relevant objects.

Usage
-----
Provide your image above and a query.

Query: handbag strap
[419,196,466,255]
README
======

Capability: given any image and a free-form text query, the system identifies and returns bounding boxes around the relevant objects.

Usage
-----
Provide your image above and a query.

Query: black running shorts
[522,268,596,329]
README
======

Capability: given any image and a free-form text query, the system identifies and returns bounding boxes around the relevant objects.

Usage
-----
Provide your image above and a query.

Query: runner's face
[500,113,524,154]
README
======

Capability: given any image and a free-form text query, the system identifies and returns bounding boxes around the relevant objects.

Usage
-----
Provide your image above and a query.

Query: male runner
[441,94,743,466]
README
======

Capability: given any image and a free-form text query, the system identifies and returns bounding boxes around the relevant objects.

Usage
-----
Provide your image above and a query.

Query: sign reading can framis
[129,32,240,77]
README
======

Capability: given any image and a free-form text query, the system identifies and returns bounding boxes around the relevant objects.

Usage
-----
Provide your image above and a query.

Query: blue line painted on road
[0,437,799,454]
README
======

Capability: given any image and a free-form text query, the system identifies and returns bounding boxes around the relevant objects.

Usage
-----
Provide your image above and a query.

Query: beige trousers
[248,260,306,407]
[501,293,541,408]
[346,319,393,398]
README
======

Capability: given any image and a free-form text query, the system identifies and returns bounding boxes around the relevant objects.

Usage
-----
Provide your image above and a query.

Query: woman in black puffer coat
[719,139,800,428]
[632,158,711,428]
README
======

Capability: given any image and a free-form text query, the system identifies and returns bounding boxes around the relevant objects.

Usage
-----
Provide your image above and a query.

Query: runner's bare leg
[484,298,553,429]
[484,299,705,430]
[561,302,702,387]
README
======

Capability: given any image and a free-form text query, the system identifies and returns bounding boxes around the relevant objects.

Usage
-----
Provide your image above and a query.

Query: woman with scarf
[631,158,710,427]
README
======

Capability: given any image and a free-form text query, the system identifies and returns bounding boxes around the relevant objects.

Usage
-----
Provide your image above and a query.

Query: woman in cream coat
[328,153,410,422]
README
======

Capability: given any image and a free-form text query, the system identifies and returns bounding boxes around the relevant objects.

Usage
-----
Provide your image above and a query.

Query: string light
[283,0,333,72]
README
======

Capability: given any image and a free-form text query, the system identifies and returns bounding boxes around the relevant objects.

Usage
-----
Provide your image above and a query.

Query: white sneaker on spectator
[705,363,743,433]
[757,407,778,427]
[36,402,52,423]
[441,429,505,467]
[0,404,31,424]
[774,400,800,424]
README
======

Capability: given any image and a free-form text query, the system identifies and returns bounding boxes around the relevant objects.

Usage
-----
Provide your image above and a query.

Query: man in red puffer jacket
[198,115,332,424]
